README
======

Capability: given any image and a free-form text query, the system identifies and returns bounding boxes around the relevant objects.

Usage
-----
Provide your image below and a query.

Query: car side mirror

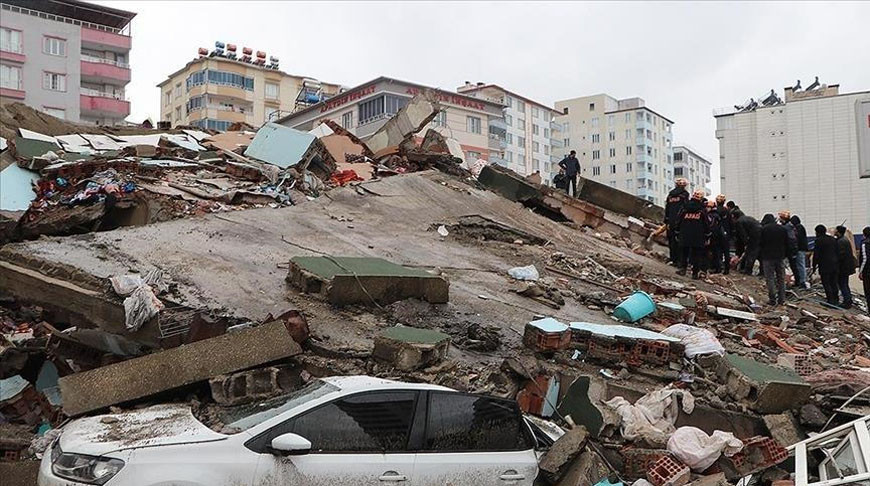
[269,433,311,456]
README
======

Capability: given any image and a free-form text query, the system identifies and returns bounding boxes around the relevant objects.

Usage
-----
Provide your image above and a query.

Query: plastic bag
[667,426,743,471]
[508,265,540,281]
[661,324,725,358]
[110,274,144,296]
[123,285,164,332]
[604,387,695,446]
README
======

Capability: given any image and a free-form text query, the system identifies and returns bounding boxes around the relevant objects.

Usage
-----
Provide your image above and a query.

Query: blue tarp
[243,123,315,169]
[0,163,39,211]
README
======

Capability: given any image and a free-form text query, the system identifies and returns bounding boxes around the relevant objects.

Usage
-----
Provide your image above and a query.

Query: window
[434,110,448,127]
[164,91,172,106]
[592,166,601,176]
[674,167,684,176]
[206,70,254,90]
[0,64,22,90]
[1,28,22,53]
[43,36,66,56]
[516,100,525,112]
[42,107,65,119]
[505,114,512,127]
[506,132,513,144]
[532,124,539,135]
[518,136,525,147]
[505,96,513,108]
[424,392,531,452]
[610,164,617,174]
[544,128,549,138]
[174,83,181,99]
[466,116,482,134]
[625,129,631,140]
[591,117,599,127]
[359,96,385,124]
[563,122,570,132]
[636,111,644,121]
[342,111,354,129]
[385,95,407,115]
[591,134,600,143]
[609,180,616,187]
[626,163,633,172]
[532,107,539,118]
[589,103,595,111]
[265,82,279,100]
[186,95,204,114]
[532,141,539,153]
[625,113,631,123]
[506,151,513,162]
[626,146,632,155]
[592,150,600,160]
[674,152,683,161]
[562,107,569,115]
[174,106,181,121]
[532,158,540,170]
[186,70,206,90]
[544,145,549,155]
[518,154,525,165]
[563,138,570,147]
[608,131,615,142]
[625,180,632,190]
[42,72,66,91]
[518,118,525,128]
[609,148,616,158]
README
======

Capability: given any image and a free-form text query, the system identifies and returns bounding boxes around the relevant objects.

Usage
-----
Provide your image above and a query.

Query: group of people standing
[663,178,870,312]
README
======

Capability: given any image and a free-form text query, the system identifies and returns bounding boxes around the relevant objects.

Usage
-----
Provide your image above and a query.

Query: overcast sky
[100,1,869,193]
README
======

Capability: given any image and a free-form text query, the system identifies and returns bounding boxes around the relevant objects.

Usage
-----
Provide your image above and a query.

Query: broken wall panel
[58,321,302,416]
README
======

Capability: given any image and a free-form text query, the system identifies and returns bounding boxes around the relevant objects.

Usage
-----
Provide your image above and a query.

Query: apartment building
[715,80,870,227]
[456,82,562,185]
[672,145,712,195]
[157,43,343,131]
[0,0,135,124]
[554,94,674,206]
[276,76,505,162]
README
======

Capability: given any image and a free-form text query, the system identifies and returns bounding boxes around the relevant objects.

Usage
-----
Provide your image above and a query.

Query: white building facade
[715,81,870,228]
[672,145,712,195]
[457,83,562,185]
[553,94,674,205]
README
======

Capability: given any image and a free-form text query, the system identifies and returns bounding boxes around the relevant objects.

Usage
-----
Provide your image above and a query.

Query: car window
[221,379,338,432]
[424,392,533,452]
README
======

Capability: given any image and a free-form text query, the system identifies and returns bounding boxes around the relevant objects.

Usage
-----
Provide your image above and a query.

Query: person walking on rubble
[558,150,580,197]
[860,226,870,315]
[760,214,789,306]
[675,189,709,280]
[732,209,762,276]
[706,200,724,274]
[813,225,840,305]
[716,195,732,274]
[790,214,809,289]
[664,178,690,267]
[835,225,857,309]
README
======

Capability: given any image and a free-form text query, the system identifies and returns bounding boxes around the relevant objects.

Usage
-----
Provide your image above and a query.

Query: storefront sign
[320,85,377,112]
[405,87,487,111]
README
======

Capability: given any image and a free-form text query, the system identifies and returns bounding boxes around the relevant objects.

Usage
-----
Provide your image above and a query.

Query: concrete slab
[58,320,302,416]
[372,326,450,370]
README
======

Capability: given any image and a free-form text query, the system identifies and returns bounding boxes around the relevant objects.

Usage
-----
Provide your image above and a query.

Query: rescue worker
[732,209,762,276]
[835,225,857,309]
[558,150,580,197]
[706,200,724,274]
[778,211,799,286]
[790,215,809,289]
[716,195,732,274]
[664,178,690,267]
[812,225,840,305]
[860,226,870,316]
[675,189,709,279]
[760,214,789,306]
[727,201,744,267]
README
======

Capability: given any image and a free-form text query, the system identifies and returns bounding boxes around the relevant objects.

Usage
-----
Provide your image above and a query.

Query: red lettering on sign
[683,212,702,220]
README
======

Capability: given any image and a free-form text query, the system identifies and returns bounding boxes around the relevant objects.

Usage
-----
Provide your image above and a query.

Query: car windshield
[218,379,339,432]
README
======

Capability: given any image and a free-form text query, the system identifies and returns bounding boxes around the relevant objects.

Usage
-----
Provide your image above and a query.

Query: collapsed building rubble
[1,95,869,485]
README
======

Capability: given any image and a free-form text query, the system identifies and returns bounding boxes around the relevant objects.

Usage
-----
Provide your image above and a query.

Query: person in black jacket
[860,226,870,316]
[813,225,840,305]
[706,200,724,273]
[727,201,744,265]
[716,195,732,274]
[675,189,709,279]
[835,225,857,309]
[760,214,789,305]
[558,151,581,197]
[664,178,690,267]
[790,215,809,289]
[733,210,762,276]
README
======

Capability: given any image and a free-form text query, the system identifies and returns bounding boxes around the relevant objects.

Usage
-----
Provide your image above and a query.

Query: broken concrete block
[523,318,571,352]
[58,321,302,416]
[776,353,814,376]
[366,91,440,155]
[715,436,788,479]
[287,256,449,306]
[621,448,670,480]
[209,365,301,406]
[685,472,728,486]
[763,412,803,448]
[716,354,811,414]
[555,449,611,486]
[372,326,450,371]
[647,455,690,486]
[0,375,53,426]
[539,425,589,484]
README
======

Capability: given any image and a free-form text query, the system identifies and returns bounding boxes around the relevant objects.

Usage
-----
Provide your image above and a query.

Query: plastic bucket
[613,291,656,323]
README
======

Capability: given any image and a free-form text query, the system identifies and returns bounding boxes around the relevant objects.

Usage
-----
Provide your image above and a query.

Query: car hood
[59,404,227,456]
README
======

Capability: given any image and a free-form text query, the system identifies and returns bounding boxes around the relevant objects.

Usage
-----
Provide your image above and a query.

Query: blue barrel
[613,291,656,322]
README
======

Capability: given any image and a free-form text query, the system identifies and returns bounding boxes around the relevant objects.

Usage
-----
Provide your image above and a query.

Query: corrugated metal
[244,123,315,169]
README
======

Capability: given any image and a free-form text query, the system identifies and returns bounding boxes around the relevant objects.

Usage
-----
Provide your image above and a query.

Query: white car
[39,375,550,485]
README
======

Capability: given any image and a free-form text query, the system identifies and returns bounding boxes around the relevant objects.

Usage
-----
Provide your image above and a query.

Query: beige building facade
[457,82,562,185]
[276,77,505,162]
[673,145,712,195]
[554,94,674,205]
[157,46,342,131]
[715,81,870,227]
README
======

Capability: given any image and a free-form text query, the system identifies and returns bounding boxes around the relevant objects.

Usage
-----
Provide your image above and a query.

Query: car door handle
[499,472,526,481]
[379,471,408,482]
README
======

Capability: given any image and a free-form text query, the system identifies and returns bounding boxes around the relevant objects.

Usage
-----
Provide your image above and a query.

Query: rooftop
[457,82,560,115]
[2,0,135,30]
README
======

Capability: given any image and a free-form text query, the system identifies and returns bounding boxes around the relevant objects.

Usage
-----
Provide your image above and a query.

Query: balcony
[551,138,564,149]
[636,153,653,165]
[488,134,507,150]
[80,57,130,85]
[550,121,561,131]
[488,118,507,131]
[0,46,25,63]
[80,89,130,118]
[636,187,655,199]
[81,26,131,52]
[550,154,561,163]
[636,119,653,131]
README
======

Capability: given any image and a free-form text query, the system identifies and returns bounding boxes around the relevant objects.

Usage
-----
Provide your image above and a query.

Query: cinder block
[647,455,690,486]
[776,353,814,376]
[621,447,669,480]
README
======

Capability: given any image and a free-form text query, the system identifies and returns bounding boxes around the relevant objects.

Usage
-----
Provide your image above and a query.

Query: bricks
[718,436,788,478]
[621,447,669,480]
[647,455,691,486]
[209,365,301,406]
[776,353,814,376]
[523,319,571,352]
[633,340,672,365]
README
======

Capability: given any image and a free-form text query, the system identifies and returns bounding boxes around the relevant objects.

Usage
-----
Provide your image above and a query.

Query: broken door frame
[789,416,870,486]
